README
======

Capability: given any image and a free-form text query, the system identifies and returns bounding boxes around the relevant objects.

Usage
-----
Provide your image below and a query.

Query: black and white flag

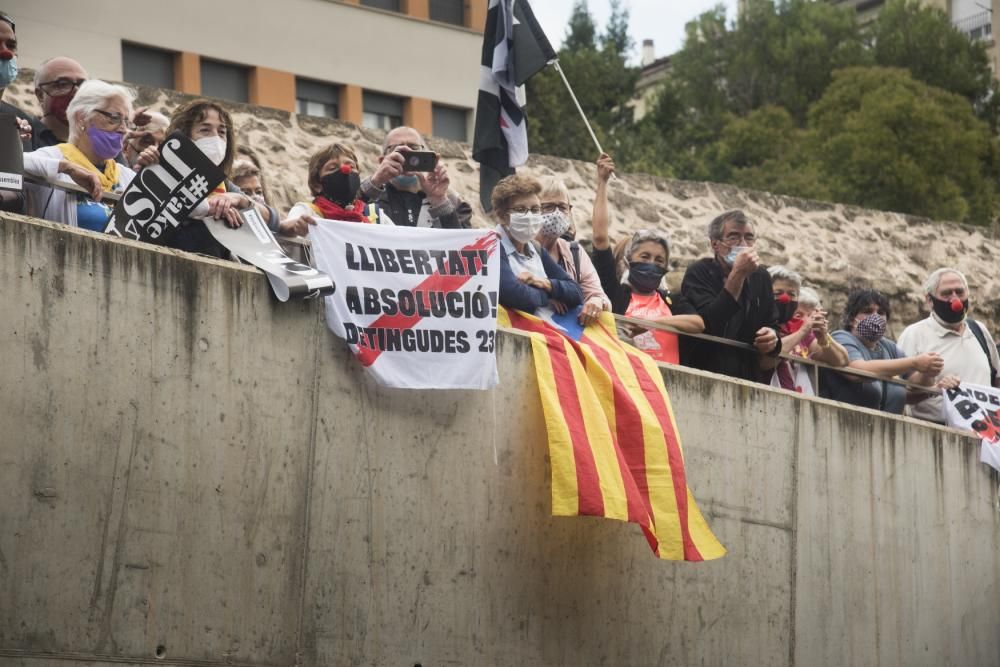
[472,0,556,211]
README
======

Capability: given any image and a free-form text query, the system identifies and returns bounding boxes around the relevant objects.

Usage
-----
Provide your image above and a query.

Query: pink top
[547,238,611,309]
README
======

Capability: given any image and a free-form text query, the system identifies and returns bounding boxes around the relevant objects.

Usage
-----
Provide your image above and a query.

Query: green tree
[808,67,997,223]
[525,0,639,163]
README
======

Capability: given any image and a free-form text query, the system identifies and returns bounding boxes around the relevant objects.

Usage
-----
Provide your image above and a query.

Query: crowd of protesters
[2,6,997,424]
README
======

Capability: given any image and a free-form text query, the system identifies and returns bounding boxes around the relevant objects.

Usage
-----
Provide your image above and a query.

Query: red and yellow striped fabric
[499,308,725,561]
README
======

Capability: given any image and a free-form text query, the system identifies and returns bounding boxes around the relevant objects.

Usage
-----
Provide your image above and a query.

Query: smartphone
[400,150,438,172]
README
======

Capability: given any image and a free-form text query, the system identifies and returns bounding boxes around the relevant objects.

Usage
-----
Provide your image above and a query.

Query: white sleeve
[23,150,62,179]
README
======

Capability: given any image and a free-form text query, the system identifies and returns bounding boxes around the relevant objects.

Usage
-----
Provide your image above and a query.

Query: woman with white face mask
[133,100,281,259]
[492,174,583,314]
[535,176,611,326]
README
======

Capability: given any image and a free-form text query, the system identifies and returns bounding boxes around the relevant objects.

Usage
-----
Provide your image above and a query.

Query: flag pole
[550,59,617,179]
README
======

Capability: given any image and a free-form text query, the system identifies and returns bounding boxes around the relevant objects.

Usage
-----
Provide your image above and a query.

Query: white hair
[539,176,571,206]
[798,286,821,308]
[922,267,968,296]
[381,125,423,153]
[137,111,170,132]
[767,265,803,288]
[66,80,135,142]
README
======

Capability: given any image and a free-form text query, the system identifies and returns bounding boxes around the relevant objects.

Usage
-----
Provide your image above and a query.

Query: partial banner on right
[943,382,1000,472]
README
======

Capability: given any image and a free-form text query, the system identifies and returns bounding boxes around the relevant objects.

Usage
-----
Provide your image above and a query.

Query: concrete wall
[0,213,998,666]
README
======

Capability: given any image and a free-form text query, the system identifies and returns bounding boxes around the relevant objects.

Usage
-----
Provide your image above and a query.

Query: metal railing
[14,173,945,399]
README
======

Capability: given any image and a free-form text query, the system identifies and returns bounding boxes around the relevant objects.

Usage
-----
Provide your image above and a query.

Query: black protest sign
[0,113,23,192]
[105,131,224,242]
[205,209,335,302]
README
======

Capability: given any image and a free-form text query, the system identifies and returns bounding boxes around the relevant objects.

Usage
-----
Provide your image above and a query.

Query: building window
[200,59,249,103]
[432,104,468,141]
[122,42,175,90]
[361,0,401,11]
[430,0,465,26]
[363,91,404,131]
[296,78,340,119]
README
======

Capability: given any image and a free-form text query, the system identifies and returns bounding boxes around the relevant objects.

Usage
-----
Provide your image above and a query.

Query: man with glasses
[29,56,88,150]
[680,209,782,383]
[359,125,471,229]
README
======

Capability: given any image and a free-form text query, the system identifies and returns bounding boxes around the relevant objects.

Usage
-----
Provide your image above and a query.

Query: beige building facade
[7,0,487,140]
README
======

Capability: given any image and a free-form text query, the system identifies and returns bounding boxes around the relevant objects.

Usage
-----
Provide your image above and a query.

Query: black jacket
[680,257,779,383]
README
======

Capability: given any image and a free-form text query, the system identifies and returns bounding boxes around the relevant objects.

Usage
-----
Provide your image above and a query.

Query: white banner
[310,220,501,389]
[942,382,1000,473]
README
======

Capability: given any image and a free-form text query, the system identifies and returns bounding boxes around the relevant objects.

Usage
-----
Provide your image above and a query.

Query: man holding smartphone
[359,126,472,229]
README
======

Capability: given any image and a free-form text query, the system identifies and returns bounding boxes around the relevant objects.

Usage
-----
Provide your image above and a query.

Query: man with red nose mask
[899,267,1000,423]
[29,56,88,150]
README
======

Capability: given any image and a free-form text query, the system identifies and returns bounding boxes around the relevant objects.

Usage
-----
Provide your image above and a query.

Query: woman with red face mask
[767,265,848,394]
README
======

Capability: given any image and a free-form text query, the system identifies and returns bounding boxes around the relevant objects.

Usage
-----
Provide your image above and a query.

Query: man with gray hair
[898,268,999,422]
[680,209,781,383]
[358,125,471,229]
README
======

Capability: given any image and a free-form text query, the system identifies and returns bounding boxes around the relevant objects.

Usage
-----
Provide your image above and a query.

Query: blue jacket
[499,242,583,313]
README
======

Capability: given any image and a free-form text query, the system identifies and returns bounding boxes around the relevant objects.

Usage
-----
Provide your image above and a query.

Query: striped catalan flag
[499,307,725,561]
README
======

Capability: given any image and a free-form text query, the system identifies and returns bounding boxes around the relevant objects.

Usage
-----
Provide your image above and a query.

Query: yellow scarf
[57,143,121,193]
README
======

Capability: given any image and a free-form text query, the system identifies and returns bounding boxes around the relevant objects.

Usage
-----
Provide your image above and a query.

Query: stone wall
[6,72,1000,334]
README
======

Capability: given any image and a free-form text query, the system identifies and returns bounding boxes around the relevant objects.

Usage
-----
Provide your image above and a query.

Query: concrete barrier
[1,214,997,666]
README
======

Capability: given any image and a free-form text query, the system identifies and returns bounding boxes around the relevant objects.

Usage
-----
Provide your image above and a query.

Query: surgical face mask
[391,174,420,189]
[539,210,571,240]
[724,244,750,266]
[931,295,968,325]
[506,212,543,244]
[86,126,124,161]
[0,52,16,88]
[627,262,667,293]
[856,312,887,343]
[320,168,361,207]
[194,135,227,166]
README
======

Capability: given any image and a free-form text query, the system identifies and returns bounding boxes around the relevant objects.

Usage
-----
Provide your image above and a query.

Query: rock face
[8,73,1000,336]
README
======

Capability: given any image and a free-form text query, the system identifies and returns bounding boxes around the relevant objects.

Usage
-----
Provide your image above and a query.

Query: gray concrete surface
[1,213,998,666]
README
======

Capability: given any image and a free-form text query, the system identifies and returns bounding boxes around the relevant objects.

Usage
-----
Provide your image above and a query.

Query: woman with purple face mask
[819,287,943,414]
[22,80,137,231]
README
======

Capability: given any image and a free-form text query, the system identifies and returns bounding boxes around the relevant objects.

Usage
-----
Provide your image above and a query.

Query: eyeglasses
[93,109,136,131]
[385,142,425,154]
[509,206,542,215]
[37,77,86,97]
[541,202,572,214]
[722,232,756,245]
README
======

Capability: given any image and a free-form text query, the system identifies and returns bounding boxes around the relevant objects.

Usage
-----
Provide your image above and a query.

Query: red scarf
[312,196,369,223]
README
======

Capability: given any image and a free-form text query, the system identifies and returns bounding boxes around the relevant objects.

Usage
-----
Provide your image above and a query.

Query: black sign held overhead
[205,209,335,302]
[0,113,23,192]
[105,131,225,242]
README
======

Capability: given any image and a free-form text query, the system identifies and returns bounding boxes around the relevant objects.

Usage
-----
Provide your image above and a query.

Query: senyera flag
[500,306,725,561]
[310,220,501,390]
[473,0,556,211]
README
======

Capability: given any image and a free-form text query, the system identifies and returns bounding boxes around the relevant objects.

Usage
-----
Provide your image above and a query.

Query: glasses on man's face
[722,232,756,245]
[541,202,572,214]
[38,77,86,97]
[509,205,542,215]
[385,142,425,154]
[93,109,136,131]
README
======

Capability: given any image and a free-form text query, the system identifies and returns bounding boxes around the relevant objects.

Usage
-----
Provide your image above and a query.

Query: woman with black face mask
[284,143,381,234]
[766,265,848,394]
[593,229,704,365]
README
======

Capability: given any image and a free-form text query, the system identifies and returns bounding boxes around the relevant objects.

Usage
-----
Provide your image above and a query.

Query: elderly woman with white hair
[23,79,136,230]
[535,175,611,325]
[767,265,848,393]
[594,228,704,365]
